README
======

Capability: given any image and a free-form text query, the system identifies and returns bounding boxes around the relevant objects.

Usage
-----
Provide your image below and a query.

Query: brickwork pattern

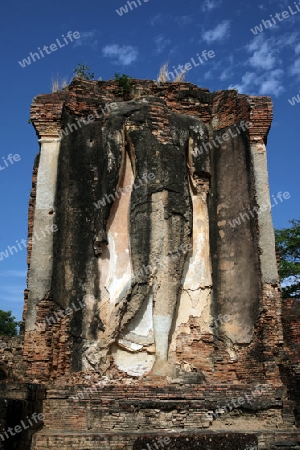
[2,79,295,449]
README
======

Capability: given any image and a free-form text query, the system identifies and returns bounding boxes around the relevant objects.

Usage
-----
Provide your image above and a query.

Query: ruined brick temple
[0,79,299,449]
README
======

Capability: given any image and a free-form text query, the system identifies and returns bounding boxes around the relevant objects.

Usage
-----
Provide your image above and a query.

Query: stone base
[28,383,300,450]
[31,431,300,450]
[1,382,299,449]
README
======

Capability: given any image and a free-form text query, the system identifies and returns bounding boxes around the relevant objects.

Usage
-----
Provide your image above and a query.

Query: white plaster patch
[126,292,153,338]
[82,342,99,370]
[250,141,278,284]
[84,294,97,309]
[98,152,134,317]
[153,315,172,333]
[120,291,154,346]
[112,345,155,376]
[170,188,213,352]
[153,315,172,360]
[105,231,131,305]
[181,195,212,290]
[26,138,61,331]
[118,339,143,352]
[35,138,61,210]
[97,152,156,374]
[170,288,212,353]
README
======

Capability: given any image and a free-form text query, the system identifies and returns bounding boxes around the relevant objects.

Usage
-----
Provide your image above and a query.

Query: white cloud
[204,69,213,80]
[278,32,298,47]
[174,15,193,26]
[151,13,192,27]
[73,31,98,49]
[102,44,138,66]
[219,67,233,81]
[226,31,298,99]
[290,57,300,76]
[153,35,171,54]
[259,69,285,96]
[245,33,299,72]
[202,0,222,12]
[202,20,230,43]
[229,69,284,97]
[150,13,164,26]
[228,72,256,93]
[248,40,277,70]
[218,55,235,81]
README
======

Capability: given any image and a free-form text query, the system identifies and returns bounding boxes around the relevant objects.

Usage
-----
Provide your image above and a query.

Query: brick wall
[23,79,281,384]
[0,337,25,381]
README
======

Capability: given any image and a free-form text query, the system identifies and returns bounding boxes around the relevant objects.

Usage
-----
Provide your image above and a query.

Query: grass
[51,75,69,93]
[157,62,186,83]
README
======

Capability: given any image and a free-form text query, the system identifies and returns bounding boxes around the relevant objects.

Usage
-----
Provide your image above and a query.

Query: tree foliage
[275,219,300,299]
[114,73,133,99]
[73,64,95,80]
[0,310,21,336]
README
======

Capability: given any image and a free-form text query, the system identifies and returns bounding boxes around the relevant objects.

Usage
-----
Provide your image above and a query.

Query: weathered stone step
[41,384,286,433]
[30,430,300,450]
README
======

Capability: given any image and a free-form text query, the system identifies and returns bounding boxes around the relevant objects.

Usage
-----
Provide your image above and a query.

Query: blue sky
[0,0,299,321]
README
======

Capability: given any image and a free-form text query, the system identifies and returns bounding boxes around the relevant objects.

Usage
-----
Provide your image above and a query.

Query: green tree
[0,310,21,336]
[114,73,133,99]
[73,64,95,80]
[275,219,300,299]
